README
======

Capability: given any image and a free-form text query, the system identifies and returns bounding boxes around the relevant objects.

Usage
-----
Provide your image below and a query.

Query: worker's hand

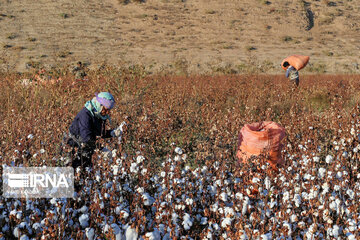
[111,121,127,137]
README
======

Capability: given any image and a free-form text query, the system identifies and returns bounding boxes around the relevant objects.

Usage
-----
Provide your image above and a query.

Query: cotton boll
[346,189,355,199]
[130,163,138,173]
[293,194,301,207]
[221,217,232,228]
[332,225,341,238]
[110,223,122,240]
[125,226,138,240]
[260,232,272,240]
[182,213,193,230]
[200,217,208,225]
[185,198,193,206]
[145,228,161,240]
[290,214,298,223]
[220,192,227,202]
[85,228,95,240]
[120,210,129,219]
[13,227,20,238]
[325,155,334,164]
[19,235,29,240]
[282,191,290,203]
[142,193,155,206]
[80,205,88,213]
[175,147,183,155]
[318,168,326,178]
[136,155,145,164]
[347,233,356,240]
[79,214,89,228]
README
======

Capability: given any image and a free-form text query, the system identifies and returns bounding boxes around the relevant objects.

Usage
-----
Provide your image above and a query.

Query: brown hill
[0,0,359,74]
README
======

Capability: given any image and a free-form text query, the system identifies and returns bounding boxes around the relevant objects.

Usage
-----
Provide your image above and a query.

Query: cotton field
[1,72,360,239]
[0,116,359,239]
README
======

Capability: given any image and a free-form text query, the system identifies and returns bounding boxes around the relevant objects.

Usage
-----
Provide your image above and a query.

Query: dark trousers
[66,138,94,169]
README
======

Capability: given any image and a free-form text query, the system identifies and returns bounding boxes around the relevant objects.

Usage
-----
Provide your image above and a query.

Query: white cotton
[141,168,148,175]
[332,225,340,238]
[182,213,193,230]
[238,230,249,240]
[212,223,220,231]
[80,205,88,213]
[318,168,326,178]
[336,171,343,179]
[85,228,95,240]
[13,227,21,238]
[220,192,227,202]
[252,177,260,184]
[334,185,341,191]
[313,156,320,162]
[347,233,356,240]
[40,149,45,154]
[200,217,208,225]
[283,221,292,235]
[27,134,34,139]
[79,214,89,228]
[224,207,235,217]
[112,165,119,175]
[125,226,138,240]
[145,228,161,240]
[350,128,356,136]
[303,173,312,180]
[32,223,41,231]
[283,191,290,203]
[290,214,298,223]
[175,147,183,155]
[346,189,355,199]
[130,163,138,173]
[322,182,330,195]
[264,177,271,190]
[120,210,129,219]
[20,235,29,240]
[142,193,154,206]
[293,194,301,207]
[235,192,243,200]
[325,155,334,164]
[185,198,193,206]
[221,217,232,228]
[110,223,122,240]
[136,155,145,164]
[261,232,272,240]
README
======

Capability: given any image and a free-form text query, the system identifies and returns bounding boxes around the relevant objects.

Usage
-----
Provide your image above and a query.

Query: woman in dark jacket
[66,92,124,169]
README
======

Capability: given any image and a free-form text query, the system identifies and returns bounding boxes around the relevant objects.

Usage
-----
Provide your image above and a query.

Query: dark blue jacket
[69,107,112,145]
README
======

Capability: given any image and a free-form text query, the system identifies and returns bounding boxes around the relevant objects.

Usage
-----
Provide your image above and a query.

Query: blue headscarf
[84,92,115,122]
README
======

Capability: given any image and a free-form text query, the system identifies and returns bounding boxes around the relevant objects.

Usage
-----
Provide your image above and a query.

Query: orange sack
[281,55,310,71]
[236,121,286,168]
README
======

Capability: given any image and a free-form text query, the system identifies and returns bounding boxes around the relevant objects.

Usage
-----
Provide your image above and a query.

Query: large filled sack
[281,55,310,71]
[236,121,286,168]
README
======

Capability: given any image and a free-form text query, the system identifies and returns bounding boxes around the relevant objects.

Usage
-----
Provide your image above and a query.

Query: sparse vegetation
[282,36,293,42]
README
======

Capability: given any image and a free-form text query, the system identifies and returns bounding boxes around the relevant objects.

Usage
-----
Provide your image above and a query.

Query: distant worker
[283,61,299,87]
[64,92,126,169]
[281,55,310,88]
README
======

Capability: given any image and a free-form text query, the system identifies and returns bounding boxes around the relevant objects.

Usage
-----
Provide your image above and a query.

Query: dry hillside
[0,0,359,74]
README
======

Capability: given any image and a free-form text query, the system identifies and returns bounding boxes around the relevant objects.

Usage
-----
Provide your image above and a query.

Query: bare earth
[0,0,359,74]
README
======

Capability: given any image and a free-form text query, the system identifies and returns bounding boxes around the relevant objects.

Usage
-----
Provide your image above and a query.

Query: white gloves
[111,121,127,138]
